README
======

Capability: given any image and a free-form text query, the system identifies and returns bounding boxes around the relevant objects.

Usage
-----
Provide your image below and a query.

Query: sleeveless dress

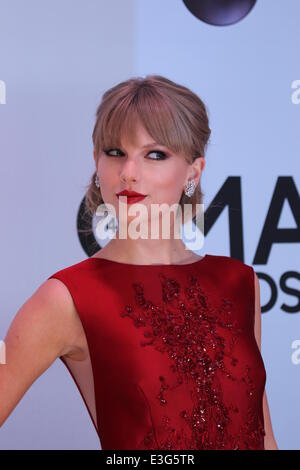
[47,253,266,450]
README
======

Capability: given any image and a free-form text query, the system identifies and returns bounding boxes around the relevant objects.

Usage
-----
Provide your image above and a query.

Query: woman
[0,75,278,450]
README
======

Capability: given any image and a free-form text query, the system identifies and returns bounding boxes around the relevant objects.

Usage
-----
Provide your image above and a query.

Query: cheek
[98,160,117,186]
[154,165,185,191]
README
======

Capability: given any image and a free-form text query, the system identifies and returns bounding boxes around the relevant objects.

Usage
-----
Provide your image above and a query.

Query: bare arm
[253,271,279,450]
[0,278,84,427]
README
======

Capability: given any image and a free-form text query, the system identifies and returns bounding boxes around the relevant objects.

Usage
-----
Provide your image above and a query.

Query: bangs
[93,85,195,160]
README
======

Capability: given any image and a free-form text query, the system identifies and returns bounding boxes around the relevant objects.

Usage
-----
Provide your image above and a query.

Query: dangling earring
[184,179,195,197]
[95,174,100,188]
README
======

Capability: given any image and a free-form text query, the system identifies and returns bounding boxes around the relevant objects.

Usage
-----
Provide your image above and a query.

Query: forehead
[119,121,158,149]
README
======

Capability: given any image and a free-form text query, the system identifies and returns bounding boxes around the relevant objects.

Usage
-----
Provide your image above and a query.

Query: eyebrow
[141,142,163,149]
[115,142,166,151]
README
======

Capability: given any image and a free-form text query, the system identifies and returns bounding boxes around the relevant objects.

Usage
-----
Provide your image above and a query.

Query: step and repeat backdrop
[0,0,299,449]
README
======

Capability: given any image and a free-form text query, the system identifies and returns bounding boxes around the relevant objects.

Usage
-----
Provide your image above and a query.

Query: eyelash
[103,148,168,161]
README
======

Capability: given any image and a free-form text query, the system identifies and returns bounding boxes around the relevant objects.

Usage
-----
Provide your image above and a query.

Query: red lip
[116,190,147,197]
[120,195,147,205]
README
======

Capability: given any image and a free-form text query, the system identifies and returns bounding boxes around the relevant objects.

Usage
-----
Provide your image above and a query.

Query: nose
[120,159,139,184]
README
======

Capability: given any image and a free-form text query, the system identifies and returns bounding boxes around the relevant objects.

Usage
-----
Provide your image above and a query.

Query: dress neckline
[89,254,209,268]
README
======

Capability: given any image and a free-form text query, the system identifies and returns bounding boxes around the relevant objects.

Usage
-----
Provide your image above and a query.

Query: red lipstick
[116,189,147,204]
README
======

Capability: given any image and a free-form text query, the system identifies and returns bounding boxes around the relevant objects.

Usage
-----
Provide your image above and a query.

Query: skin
[92,121,205,265]
[0,277,88,427]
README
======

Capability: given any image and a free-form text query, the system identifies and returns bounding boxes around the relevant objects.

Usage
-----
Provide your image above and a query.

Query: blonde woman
[0,75,278,450]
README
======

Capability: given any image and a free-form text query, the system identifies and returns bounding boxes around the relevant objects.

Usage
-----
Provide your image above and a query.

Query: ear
[187,156,205,186]
[93,149,98,167]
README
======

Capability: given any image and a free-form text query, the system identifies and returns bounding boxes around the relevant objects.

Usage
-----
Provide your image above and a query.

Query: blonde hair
[85,74,211,221]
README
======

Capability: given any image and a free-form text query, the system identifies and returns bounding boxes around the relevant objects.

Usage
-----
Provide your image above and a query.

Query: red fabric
[48,254,266,450]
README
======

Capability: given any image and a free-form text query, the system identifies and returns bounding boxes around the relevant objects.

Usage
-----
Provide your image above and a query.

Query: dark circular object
[76,195,100,257]
[182,0,257,26]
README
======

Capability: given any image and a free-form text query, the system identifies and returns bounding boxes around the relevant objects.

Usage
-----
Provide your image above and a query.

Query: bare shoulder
[0,277,87,426]
[5,277,88,364]
[42,278,88,361]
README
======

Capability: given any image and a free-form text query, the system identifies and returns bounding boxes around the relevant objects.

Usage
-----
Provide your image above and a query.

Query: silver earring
[95,174,100,188]
[184,179,195,197]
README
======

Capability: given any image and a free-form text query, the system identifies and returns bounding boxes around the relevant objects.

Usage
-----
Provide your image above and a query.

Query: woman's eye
[104,149,122,156]
[147,151,167,160]
[103,149,167,160]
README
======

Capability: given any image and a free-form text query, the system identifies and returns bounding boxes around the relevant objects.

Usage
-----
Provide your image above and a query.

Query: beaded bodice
[48,254,266,450]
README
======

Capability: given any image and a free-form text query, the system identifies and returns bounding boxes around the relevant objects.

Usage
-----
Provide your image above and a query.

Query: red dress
[47,254,266,450]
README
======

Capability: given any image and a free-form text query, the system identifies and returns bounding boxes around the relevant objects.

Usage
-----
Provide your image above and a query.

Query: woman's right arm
[0,278,83,427]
